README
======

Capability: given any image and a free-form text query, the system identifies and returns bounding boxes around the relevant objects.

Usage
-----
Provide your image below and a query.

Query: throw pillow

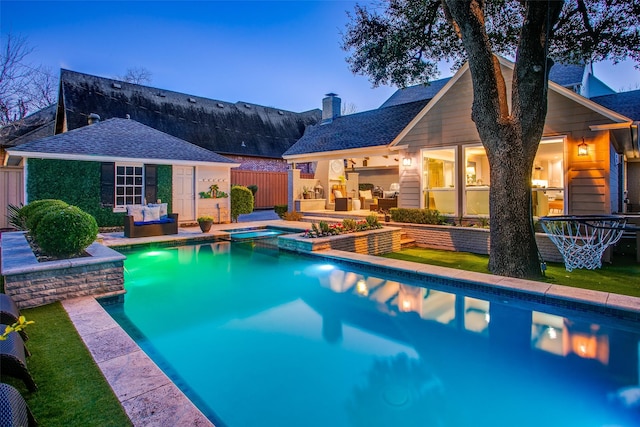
[334,190,343,198]
[383,191,396,199]
[126,205,145,222]
[143,205,161,222]
[359,190,373,199]
[149,202,168,218]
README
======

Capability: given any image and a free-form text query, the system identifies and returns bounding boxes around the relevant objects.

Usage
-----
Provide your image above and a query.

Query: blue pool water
[104,241,640,427]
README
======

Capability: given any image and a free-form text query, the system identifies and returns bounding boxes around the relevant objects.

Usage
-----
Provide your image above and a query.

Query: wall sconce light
[402,157,412,166]
[578,138,589,156]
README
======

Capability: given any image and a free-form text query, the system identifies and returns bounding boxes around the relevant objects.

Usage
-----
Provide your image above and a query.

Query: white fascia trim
[6,150,240,168]
[389,63,471,147]
[589,122,633,131]
[284,145,392,162]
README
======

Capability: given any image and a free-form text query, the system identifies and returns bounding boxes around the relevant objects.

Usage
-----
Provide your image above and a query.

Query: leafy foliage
[34,206,98,258]
[24,200,69,234]
[303,216,383,238]
[274,204,288,218]
[390,208,447,225]
[0,316,34,341]
[230,185,254,222]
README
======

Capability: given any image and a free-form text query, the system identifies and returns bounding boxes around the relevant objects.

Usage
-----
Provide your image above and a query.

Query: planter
[198,220,213,233]
[278,227,402,256]
[0,232,126,309]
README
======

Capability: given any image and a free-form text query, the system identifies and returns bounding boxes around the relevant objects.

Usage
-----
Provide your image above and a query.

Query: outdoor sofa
[123,203,179,238]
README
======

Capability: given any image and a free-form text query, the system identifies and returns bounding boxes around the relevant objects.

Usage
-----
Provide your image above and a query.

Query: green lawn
[383,247,640,297]
[1,302,132,427]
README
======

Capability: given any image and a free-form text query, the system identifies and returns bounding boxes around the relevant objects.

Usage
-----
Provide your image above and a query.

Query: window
[422,148,457,214]
[115,163,144,207]
[464,146,490,215]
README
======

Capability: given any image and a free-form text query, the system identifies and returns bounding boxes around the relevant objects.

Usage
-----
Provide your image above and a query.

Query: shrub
[6,203,26,230]
[274,204,288,218]
[20,199,67,221]
[23,200,70,233]
[390,208,447,225]
[247,185,258,197]
[35,206,98,258]
[230,185,254,222]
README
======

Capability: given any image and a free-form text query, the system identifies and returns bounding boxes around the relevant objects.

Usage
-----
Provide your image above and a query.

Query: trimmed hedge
[35,206,98,257]
[230,185,254,222]
[25,201,70,236]
[389,208,447,225]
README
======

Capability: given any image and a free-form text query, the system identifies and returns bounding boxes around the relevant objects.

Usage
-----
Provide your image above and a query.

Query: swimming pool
[104,241,640,427]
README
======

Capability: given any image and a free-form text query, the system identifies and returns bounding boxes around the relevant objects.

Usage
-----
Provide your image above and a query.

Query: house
[283,58,638,218]
[6,116,240,226]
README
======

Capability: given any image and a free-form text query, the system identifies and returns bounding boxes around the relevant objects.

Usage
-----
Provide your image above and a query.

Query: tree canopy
[343,0,639,279]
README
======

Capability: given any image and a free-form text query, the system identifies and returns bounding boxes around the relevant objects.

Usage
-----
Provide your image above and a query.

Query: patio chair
[0,294,29,343]
[0,383,37,426]
[0,325,37,392]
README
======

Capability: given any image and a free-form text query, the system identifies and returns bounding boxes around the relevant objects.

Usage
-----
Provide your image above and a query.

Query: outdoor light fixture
[578,138,589,156]
[402,157,412,166]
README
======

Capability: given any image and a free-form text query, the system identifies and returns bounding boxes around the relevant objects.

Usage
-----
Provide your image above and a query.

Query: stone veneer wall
[278,227,402,255]
[1,232,126,309]
[399,223,563,263]
[5,262,125,309]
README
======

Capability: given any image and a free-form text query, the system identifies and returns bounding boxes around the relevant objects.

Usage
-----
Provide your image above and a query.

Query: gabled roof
[9,118,237,165]
[58,69,321,158]
[283,99,429,157]
[0,104,56,148]
[591,89,640,121]
[379,78,451,108]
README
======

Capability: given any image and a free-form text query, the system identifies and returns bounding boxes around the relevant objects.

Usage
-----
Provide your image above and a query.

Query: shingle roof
[58,69,321,158]
[283,100,429,156]
[548,63,585,87]
[0,104,56,148]
[379,78,451,108]
[9,118,237,164]
[590,89,640,121]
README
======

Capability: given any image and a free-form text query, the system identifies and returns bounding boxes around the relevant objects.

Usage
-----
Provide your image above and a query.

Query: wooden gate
[0,167,24,229]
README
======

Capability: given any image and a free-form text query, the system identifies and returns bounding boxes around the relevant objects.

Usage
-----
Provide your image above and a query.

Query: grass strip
[1,302,132,427]
[383,248,640,298]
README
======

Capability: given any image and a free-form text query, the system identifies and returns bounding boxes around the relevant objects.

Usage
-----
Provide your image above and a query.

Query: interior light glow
[356,279,369,296]
[547,327,558,340]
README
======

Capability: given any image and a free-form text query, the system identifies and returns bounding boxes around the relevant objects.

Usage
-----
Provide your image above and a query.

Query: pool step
[400,232,416,249]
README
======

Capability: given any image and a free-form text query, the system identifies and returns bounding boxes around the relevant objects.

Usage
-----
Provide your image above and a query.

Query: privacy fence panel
[0,167,24,229]
[231,170,289,209]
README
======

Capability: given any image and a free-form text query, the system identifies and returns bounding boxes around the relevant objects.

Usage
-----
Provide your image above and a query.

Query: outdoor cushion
[334,190,343,198]
[133,217,175,226]
[359,189,373,199]
[142,205,161,222]
[126,205,144,222]
[383,191,397,199]
[148,202,168,218]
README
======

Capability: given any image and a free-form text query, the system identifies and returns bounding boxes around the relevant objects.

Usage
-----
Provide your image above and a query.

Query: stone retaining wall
[278,227,402,255]
[399,223,563,263]
[1,232,126,309]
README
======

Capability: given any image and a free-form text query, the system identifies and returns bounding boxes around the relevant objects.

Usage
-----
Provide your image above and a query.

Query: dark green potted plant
[197,215,214,232]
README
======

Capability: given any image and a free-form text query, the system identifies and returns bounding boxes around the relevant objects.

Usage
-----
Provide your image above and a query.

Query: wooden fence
[230,170,315,209]
[0,167,24,229]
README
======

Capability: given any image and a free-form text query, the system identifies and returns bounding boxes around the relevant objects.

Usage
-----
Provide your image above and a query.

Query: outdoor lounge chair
[0,325,37,392]
[0,383,37,426]
[0,294,28,343]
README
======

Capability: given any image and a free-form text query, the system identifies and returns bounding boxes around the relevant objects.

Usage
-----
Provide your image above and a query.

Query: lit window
[115,163,144,207]
[422,148,457,214]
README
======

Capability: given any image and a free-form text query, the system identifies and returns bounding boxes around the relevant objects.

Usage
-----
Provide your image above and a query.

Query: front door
[173,166,195,222]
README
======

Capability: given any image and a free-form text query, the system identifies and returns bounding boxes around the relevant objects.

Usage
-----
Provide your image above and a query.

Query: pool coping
[62,220,640,426]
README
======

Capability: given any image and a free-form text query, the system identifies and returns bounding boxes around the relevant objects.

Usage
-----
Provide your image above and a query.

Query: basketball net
[539,216,627,272]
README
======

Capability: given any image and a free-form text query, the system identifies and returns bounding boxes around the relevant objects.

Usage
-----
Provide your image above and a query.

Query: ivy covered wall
[27,159,173,227]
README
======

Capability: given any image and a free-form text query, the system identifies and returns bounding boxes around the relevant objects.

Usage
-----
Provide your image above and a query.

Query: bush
[274,204,288,218]
[35,206,98,258]
[390,208,447,225]
[282,211,303,221]
[230,185,254,222]
[23,200,70,234]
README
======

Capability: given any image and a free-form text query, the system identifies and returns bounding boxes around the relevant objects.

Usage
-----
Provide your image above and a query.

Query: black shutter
[145,164,158,204]
[100,162,115,207]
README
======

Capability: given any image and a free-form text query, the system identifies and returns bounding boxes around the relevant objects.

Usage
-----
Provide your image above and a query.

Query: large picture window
[422,148,457,214]
[115,163,144,207]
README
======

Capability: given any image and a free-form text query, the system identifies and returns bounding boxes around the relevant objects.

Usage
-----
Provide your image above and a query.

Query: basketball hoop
[539,215,627,272]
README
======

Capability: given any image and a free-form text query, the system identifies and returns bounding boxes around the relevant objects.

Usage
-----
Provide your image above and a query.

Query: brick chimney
[322,93,341,123]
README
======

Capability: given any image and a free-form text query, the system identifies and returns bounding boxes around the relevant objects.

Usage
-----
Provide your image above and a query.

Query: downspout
[632,121,639,159]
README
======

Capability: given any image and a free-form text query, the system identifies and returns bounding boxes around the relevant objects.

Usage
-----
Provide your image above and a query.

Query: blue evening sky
[2,0,639,113]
